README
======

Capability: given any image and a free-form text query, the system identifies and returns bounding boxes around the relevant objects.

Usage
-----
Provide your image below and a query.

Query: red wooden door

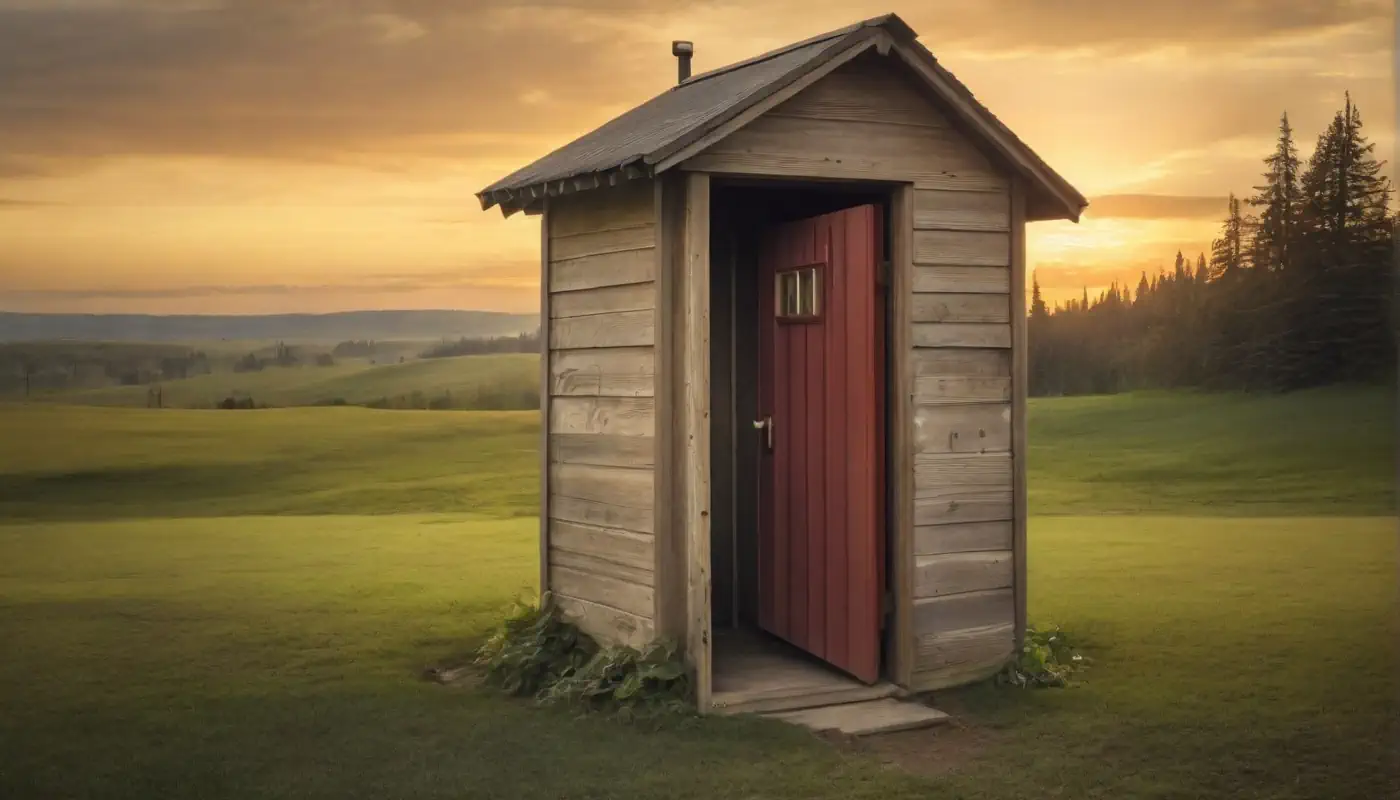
[757,204,885,684]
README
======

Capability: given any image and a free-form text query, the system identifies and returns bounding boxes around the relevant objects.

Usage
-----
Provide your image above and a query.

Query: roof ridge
[675,13,903,89]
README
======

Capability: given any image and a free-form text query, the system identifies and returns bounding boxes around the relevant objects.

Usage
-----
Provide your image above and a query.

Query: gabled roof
[477,13,1087,222]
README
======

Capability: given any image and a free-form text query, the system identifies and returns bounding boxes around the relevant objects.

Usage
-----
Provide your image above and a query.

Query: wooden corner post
[889,184,915,688]
[1009,180,1029,648]
[683,172,713,712]
[539,197,552,601]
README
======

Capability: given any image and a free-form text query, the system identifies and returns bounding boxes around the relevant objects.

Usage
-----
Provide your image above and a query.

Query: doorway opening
[707,178,898,712]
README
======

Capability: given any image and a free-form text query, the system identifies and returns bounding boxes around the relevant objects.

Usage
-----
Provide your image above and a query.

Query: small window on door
[776,266,822,321]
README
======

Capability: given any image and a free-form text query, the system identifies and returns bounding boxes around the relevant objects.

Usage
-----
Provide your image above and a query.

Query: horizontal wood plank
[684,151,1000,186]
[549,247,655,292]
[914,403,1011,453]
[550,310,654,349]
[914,452,1013,494]
[772,60,951,128]
[550,547,655,587]
[914,189,1009,232]
[913,266,1010,294]
[553,593,655,648]
[912,348,1011,377]
[550,225,655,262]
[549,463,654,509]
[913,622,1015,682]
[550,396,654,437]
[550,347,654,397]
[913,487,1012,526]
[914,521,1015,556]
[914,230,1010,267]
[549,519,654,571]
[912,588,1015,638]
[913,376,1012,405]
[912,323,1011,348]
[912,175,1010,193]
[548,181,654,239]
[550,283,655,319]
[550,496,653,535]
[914,551,1014,598]
[911,293,1011,323]
[551,565,653,618]
[549,433,654,468]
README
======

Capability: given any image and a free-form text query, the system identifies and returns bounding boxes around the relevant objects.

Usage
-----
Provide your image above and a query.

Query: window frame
[774,263,825,324]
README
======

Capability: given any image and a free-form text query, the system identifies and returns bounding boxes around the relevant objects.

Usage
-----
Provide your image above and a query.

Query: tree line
[1029,95,1394,396]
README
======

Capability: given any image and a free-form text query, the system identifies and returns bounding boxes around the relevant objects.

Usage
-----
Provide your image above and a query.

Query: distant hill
[0,310,539,343]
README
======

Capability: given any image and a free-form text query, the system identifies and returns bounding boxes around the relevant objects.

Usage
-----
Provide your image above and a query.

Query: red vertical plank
[758,234,775,632]
[806,221,828,655]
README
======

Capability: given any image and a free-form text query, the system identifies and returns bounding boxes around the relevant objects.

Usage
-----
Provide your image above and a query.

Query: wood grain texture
[549,463,654,509]
[549,519,654,570]
[550,309,655,350]
[550,348,655,397]
[550,225,655,262]
[911,323,1011,349]
[549,248,655,292]
[914,452,1012,494]
[549,433,655,468]
[913,403,1011,453]
[914,551,1013,598]
[548,180,654,239]
[911,293,1011,324]
[555,594,655,649]
[912,588,1014,637]
[551,564,653,618]
[654,174,687,639]
[913,189,1009,232]
[550,547,655,587]
[913,487,1013,526]
[914,521,1014,556]
[912,348,1011,377]
[913,230,1010,267]
[683,170,712,713]
[551,496,654,535]
[1010,179,1029,648]
[912,622,1015,686]
[913,376,1011,405]
[769,57,951,128]
[913,265,1010,294]
[912,175,1009,193]
[889,183,916,688]
[550,283,655,319]
[549,396,655,437]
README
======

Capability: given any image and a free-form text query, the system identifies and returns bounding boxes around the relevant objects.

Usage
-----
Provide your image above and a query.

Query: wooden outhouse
[478,13,1086,715]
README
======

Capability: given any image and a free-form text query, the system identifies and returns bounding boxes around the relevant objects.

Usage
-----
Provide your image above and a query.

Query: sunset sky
[0,0,1394,314]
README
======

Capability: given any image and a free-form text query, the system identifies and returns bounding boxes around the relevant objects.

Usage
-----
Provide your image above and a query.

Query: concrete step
[765,697,951,736]
[710,681,901,716]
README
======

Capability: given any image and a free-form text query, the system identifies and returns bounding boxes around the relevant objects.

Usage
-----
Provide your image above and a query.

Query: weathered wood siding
[545,180,658,648]
[689,53,1021,691]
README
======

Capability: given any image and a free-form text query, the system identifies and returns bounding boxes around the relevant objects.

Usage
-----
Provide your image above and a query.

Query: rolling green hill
[38,353,538,410]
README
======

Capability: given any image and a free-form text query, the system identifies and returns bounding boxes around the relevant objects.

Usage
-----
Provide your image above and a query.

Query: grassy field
[34,352,538,410]
[0,387,1394,798]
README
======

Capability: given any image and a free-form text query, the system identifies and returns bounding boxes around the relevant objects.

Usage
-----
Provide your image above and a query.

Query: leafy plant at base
[474,594,692,719]
[996,624,1090,688]
[475,594,597,697]
[543,639,691,720]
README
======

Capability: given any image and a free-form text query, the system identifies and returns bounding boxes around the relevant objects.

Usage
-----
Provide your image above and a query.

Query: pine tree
[1249,113,1301,273]
[1208,194,1247,279]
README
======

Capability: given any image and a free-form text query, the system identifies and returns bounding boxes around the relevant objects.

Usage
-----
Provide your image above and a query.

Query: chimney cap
[672,40,694,56]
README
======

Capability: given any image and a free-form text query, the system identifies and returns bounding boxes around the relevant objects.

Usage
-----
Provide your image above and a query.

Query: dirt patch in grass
[823,697,1005,779]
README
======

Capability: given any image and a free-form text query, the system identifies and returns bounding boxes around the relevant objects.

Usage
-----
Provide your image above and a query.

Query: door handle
[753,416,773,451]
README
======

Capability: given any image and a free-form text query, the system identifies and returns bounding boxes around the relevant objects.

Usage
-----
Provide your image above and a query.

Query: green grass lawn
[37,352,537,410]
[0,387,1395,798]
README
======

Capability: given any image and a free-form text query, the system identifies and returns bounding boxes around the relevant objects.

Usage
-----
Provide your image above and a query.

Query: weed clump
[476,594,691,720]
[995,624,1090,688]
